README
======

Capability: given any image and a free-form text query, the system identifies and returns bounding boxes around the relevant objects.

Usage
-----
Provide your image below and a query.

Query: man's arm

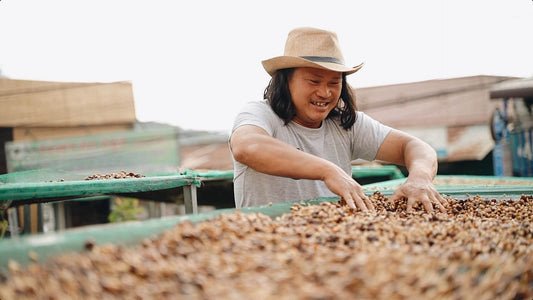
[230,124,374,211]
[375,129,446,213]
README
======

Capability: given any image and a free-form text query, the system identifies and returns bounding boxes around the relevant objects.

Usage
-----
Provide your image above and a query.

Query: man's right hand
[322,163,375,212]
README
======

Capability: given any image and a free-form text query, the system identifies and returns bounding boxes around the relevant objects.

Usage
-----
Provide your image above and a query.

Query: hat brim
[262,56,364,77]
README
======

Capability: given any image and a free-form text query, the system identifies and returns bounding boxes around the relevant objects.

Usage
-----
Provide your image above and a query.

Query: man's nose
[317,85,331,98]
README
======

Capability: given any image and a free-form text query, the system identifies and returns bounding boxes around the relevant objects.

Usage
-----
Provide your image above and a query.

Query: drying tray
[0,198,319,269]
[363,175,533,201]
[0,169,195,204]
[0,166,405,206]
[1,177,531,269]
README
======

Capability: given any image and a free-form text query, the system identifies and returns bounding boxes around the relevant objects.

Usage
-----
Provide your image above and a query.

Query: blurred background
[1,0,531,132]
[0,0,532,235]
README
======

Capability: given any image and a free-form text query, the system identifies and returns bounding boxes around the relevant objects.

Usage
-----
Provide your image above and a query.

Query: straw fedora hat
[262,27,364,76]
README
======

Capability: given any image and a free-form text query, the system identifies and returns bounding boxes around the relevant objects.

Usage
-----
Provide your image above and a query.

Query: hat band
[300,56,344,65]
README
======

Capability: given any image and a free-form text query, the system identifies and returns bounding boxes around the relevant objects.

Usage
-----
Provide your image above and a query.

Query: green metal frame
[0,197,334,269]
[1,175,532,270]
[362,175,533,200]
[0,175,194,201]
[0,165,404,207]
[352,165,405,179]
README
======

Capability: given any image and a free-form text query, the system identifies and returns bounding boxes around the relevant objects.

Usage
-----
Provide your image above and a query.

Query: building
[355,75,518,175]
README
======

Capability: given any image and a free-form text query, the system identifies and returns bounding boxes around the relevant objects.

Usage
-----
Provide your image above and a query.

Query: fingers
[339,179,445,214]
[389,191,402,208]
[348,189,446,214]
[421,195,435,214]
[342,191,374,212]
[432,192,448,213]
[352,196,368,212]
[405,197,415,213]
[354,189,375,212]
[394,188,447,214]
[342,196,357,210]
[362,194,376,212]
[405,195,431,214]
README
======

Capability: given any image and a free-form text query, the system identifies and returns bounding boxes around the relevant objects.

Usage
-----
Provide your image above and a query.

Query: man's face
[288,67,343,128]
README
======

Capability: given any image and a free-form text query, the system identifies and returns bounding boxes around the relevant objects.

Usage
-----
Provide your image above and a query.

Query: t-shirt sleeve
[351,112,392,161]
[231,100,280,136]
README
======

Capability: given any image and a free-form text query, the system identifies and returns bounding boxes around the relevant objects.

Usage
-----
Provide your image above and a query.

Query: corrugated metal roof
[354,75,517,161]
[355,75,516,128]
[399,125,495,162]
[490,77,533,98]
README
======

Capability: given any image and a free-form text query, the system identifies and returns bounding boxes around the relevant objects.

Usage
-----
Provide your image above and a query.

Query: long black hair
[263,68,358,130]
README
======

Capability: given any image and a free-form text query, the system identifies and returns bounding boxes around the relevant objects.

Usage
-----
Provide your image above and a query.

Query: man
[230,27,446,213]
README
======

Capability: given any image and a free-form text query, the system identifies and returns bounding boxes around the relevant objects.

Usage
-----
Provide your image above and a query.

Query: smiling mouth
[311,101,329,107]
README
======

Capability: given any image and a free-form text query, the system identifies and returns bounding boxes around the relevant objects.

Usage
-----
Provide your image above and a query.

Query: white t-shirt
[231,100,391,208]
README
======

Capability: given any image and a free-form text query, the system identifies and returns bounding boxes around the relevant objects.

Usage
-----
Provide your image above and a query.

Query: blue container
[509,128,533,177]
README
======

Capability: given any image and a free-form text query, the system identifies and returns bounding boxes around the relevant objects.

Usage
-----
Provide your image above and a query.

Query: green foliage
[108,197,145,223]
